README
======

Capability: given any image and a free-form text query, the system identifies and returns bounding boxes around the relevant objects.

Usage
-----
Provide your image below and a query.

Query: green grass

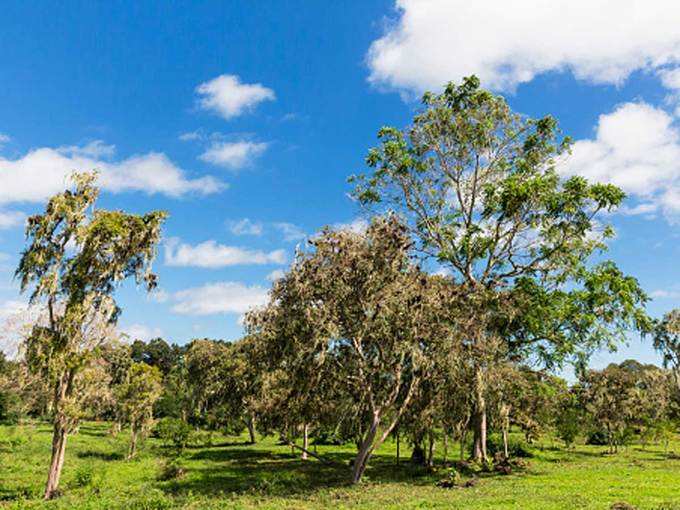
[1,422,679,509]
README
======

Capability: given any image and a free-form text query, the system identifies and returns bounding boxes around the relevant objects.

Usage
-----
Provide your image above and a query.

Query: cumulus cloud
[333,218,369,234]
[367,0,680,94]
[196,74,275,120]
[650,289,680,300]
[266,269,285,282]
[171,281,269,316]
[562,102,680,223]
[165,239,286,268]
[122,323,163,342]
[0,210,26,229]
[199,141,268,170]
[228,218,263,236]
[0,142,223,205]
[0,133,10,146]
[273,222,306,242]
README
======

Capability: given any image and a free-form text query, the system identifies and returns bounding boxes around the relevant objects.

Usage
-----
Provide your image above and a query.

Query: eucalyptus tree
[16,172,166,499]
[116,362,163,459]
[247,217,458,483]
[350,76,649,461]
[653,309,680,389]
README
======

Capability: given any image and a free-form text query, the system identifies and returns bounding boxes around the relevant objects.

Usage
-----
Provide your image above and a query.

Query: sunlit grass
[1,422,679,509]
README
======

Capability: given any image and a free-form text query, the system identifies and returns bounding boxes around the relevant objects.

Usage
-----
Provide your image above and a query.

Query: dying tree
[16,172,166,498]
[116,362,163,459]
[350,76,649,461]
[247,216,457,483]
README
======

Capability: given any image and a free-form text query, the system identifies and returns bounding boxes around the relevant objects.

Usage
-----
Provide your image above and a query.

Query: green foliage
[486,433,532,458]
[154,418,192,450]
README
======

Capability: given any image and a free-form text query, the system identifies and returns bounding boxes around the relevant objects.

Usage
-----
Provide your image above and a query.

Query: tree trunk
[351,412,380,484]
[460,429,467,461]
[443,432,448,465]
[396,429,400,465]
[44,418,68,499]
[427,432,436,467]
[301,423,309,460]
[128,425,138,460]
[246,413,256,444]
[44,370,73,500]
[472,367,488,463]
[502,426,509,460]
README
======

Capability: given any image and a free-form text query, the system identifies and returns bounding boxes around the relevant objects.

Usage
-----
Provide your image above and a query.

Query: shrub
[486,434,532,458]
[72,464,104,493]
[154,418,192,450]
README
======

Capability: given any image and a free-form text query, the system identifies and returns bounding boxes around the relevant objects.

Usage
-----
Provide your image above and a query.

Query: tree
[653,309,680,389]
[350,76,649,461]
[247,217,457,483]
[116,362,163,459]
[15,172,166,498]
[579,361,671,454]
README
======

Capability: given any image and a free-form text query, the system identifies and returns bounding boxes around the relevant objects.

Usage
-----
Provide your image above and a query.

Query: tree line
[0,77,678,498]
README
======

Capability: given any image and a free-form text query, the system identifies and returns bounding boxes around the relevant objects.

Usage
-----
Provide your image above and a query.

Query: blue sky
[0,1,678,371]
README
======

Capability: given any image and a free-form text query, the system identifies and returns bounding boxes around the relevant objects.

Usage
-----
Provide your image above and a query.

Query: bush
[486,433,532,458]
[72,464,104,493]
[154,418,192,450]
[586,430,608,446]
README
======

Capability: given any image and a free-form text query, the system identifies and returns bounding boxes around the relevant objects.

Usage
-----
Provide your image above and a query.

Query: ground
[1,422,679,509]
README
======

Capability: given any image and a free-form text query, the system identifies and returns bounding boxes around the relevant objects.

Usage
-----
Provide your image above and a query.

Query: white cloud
[195,74,275,120]
[228,218,263,236]
[650,289,680,300]
[562,102,680,224]
[122,323,163,342]
[149,288,170,303]
[0,210,26,229]
[58,140,115,159]
[165,239,286,268]
[266,269,285,282]
[333,218,369,234]
[367,0,680,94]
[0,300,30,358]
[0,143,224,205]
[171,281,269,316]
[199,141,268,170]
[273,222,306,242]
[179,131,201,142]
[0,133,10,146]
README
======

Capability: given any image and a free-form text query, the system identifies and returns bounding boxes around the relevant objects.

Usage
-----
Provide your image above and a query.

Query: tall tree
[350,76,649,461]
[16,172,166,499]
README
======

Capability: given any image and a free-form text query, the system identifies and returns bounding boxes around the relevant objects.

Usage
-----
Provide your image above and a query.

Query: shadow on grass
[76,449,124,461]
[159,444,519,499]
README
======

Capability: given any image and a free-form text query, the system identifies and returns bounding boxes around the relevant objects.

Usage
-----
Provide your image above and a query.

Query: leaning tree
[350,76,649,461]
[16,172,166,499]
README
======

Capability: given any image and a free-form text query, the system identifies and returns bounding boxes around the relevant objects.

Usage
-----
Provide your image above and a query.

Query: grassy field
[1,422,679,509]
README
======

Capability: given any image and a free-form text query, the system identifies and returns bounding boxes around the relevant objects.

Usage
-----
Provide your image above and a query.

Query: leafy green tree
[15,172,166,498]
[116,362,163,459]
[579,361,671,454]
[350,76,649,461]
[130,337,182,377]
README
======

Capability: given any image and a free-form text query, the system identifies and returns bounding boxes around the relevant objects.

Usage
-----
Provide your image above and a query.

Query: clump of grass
[157,457,187,481]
